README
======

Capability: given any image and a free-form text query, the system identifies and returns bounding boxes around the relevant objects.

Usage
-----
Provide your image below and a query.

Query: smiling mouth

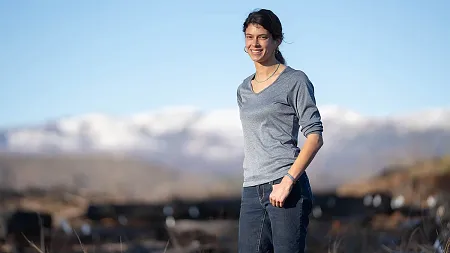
[251,49,263,54]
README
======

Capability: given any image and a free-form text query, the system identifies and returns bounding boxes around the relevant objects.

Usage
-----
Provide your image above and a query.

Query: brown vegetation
[1,153,449,252]
[337,155,450,207]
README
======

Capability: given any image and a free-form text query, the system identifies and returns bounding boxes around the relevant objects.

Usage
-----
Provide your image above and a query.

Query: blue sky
[1,0,449,127]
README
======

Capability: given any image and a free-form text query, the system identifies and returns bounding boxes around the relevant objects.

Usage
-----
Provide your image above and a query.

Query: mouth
[250,49,263,54]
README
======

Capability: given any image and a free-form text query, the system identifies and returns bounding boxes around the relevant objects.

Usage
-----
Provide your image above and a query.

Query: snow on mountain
[1,105,450,190]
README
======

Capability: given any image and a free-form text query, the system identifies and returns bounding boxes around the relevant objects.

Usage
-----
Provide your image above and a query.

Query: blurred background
[1,1,449,253]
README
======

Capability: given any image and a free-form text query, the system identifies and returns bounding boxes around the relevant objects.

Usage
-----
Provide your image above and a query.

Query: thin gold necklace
[254,63,280,83]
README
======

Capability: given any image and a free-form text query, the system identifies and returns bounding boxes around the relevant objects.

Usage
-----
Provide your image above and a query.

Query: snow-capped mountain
[1,105,450,190]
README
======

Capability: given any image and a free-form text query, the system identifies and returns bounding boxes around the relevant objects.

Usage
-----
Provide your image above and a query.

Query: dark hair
[243,9,286,64]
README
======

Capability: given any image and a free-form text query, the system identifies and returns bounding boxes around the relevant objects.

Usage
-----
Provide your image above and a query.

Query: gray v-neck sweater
[237,66,323,187]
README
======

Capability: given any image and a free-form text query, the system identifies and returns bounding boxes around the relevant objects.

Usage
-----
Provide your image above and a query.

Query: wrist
[282,174,295,187]
[285,172,296,184]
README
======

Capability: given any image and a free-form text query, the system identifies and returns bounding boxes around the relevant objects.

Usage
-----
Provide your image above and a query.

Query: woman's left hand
[270,176,294,208]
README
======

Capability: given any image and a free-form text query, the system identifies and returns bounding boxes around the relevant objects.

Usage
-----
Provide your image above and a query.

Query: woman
[236,8,324,253]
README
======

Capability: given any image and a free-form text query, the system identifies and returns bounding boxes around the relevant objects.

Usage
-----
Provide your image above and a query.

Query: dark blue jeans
[238,173,313,253]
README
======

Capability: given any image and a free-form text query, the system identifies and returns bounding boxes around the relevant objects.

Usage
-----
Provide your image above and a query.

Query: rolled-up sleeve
[289,74,323,137]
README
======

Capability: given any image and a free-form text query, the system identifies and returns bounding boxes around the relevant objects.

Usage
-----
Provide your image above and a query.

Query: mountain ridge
[1,105,450,191]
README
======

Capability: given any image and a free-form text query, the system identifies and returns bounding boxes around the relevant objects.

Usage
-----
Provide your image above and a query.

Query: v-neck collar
[249,66,291,95]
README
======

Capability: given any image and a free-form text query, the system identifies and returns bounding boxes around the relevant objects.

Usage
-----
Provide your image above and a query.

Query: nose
[251,38,260,47]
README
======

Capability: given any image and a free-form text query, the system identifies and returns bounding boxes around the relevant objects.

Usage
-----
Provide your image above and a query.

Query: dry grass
[16,221,224,253]
[12,211,448,253]
[2,154,449,253]
[318,222,449,252]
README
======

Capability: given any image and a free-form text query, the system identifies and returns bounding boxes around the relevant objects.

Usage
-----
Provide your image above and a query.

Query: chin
[252,57,269,64]
[249,54,264,62]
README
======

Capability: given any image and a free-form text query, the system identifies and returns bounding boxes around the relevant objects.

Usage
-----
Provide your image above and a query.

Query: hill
[337,155,450,208]
[0,152,242,203]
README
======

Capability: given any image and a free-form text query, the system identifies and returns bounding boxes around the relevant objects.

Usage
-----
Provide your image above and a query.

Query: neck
[254,57,280,77]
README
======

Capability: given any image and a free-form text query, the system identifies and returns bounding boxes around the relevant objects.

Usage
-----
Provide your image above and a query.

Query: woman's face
[244,23,279,63]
